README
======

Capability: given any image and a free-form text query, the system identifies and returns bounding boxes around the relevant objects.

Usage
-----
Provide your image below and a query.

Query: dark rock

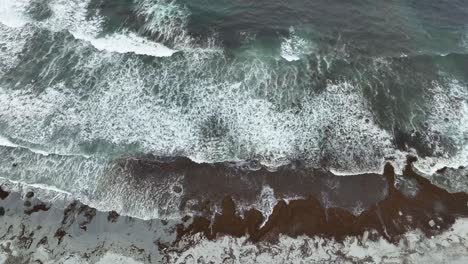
[0,186,9,200]
[172,185,183,193]
[54,228,66,245]
[25,203,50,215]
[37,236,48,247]
[78,205,96,230]
[107,211,119,223]
[437,167,448,174]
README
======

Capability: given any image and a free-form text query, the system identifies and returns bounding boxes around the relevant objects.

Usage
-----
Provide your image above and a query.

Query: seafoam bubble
[281,27,317,62]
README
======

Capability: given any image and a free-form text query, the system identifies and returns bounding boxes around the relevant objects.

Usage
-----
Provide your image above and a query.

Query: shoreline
[1,156,468,262]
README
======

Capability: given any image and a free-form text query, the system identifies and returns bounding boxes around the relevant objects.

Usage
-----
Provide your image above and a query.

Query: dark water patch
[435,53,468,82]
[393,127,455,158]
[175,0,468,56]
[199,115,230,139]
[408,0,468,54]
[358,55,439,131]
[408,0,468,29]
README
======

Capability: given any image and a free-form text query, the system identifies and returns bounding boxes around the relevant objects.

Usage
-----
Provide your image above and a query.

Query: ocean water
[0,0,467,218]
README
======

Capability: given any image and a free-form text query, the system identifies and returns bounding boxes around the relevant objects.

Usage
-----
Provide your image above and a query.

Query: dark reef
[174,157,468,244]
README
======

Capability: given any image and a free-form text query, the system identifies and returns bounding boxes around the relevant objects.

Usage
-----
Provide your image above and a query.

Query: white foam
[0,176,71,195]
[0,135,51,156]
[249,185,277,228]
[413,80,468,175]
[330,167,383,176]
[0,133,90,157]
[83,32,177,57]
[281,53,300,62]
[0,0,30,28]
[96,253,143,264]
[281,27,316,61]
[0,135,17,148]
